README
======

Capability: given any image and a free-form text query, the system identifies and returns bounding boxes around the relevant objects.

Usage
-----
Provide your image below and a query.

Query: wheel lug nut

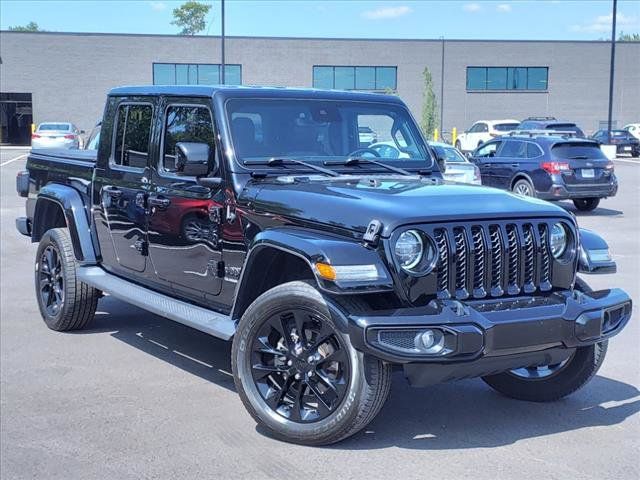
[287,360,293,366]
[294,373,301,380]
[308,370,314,377]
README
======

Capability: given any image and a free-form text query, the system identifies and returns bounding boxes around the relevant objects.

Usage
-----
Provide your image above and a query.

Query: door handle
[103,186,122,198]
[148,195,171,209]
[511,163,519,168]
[482,163,492,168]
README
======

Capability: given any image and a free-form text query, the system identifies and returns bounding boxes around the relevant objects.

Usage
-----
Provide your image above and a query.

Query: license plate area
[581,168,595,178]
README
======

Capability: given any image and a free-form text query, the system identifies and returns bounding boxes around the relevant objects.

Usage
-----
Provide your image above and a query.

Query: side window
[478,123,488,133]
[499,140,526,158]
[475,141,501,157]
[526,142,543,158]
[162,105,215,173]
[112,104,153,169]
[469,123,480,133]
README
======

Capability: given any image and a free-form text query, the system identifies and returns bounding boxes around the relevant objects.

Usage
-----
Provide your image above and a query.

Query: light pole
[221,0,225,84]
[606,0,617,143]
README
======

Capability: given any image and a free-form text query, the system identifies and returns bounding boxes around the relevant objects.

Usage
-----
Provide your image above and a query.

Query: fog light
[415,329,445,354]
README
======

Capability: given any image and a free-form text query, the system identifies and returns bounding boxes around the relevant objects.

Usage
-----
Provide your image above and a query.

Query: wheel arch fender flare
[510,172,535,190]
[32,183,97,264]
[230,227,393,320]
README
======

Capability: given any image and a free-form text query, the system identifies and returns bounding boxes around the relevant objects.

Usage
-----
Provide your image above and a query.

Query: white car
[428,141,481,185]
[623,123,640,141]
[455,119,520,153]
[31,122,83,149]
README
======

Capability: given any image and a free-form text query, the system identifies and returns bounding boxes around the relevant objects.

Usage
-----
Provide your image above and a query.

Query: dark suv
[469,133,617,211]
[591,129,640,157]
[517,117,585,138]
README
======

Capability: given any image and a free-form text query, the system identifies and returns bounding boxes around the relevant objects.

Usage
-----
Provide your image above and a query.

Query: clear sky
[1,0,639,40]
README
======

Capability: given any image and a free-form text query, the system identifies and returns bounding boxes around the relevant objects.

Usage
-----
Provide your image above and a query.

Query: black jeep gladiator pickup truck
[16,86,632,445]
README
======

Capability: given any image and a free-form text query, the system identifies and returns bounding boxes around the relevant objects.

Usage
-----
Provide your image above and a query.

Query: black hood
[242,175,571,237]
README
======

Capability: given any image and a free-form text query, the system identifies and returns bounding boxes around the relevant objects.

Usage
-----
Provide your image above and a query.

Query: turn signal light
[541,161,570,174]
[315,263,337,281]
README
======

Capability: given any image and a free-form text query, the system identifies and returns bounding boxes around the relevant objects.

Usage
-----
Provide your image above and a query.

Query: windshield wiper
[324,157,413,176]
[244,157,340,177]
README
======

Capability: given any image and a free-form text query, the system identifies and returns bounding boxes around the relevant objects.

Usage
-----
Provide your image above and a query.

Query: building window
[466,67,548,91]
[313,66,397,91]
[153,63,242,85]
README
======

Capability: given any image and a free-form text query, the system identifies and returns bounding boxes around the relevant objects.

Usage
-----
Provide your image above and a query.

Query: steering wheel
[348,148,381,158]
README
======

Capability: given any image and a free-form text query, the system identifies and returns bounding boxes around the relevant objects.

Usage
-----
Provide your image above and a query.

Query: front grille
[433,221,559,299]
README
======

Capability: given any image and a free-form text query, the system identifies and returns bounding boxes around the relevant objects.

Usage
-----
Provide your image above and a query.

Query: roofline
[2,30,637,44]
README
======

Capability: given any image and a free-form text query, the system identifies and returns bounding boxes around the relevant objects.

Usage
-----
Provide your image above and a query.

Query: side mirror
[175,142,214,177]
[436,156,446,172]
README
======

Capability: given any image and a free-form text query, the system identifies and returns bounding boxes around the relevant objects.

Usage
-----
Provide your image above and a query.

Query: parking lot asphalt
[1,148,638,480]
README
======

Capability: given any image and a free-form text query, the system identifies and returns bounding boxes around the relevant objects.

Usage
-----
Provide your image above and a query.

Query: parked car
[358,126,377,146]
[469,132,617,211]
[31,122,84,149]
[623,123,640,140]
[428,141,481,185]
[16,86,631,445]
[455,119,520,153]
[84,122,101,150]
[591,129,640,157]
[516,117,585,137]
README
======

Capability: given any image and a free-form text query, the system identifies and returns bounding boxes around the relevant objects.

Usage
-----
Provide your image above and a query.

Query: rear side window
[498,140,526,158]
[551,143,607,160]
[526,142,543,158]
[112,104,153,169]
[162,105,215,173]
[493,123,520,132]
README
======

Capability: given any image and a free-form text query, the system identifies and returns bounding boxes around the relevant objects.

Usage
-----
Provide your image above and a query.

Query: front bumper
[346,288,631,386]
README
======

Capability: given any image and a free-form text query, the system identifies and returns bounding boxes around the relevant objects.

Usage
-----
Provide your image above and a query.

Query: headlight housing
[395,230,423,269]
[550,222,568,259]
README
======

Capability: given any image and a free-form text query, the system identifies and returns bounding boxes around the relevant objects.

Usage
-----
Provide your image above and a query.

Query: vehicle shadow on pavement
[332,371,639,450]
[76,296,236,392]
[557,202,623,217]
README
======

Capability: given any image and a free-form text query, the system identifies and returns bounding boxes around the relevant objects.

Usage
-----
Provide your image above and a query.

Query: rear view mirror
[175,142,214,177]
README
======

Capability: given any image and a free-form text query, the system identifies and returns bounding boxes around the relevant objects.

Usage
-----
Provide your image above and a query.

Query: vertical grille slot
[489,225,504,296]
[538,223,552,290]
[523,224,536,293]
[453,228,469,298]
[471,226,487,298]
[434,229,450,298]
[506,224,520,294]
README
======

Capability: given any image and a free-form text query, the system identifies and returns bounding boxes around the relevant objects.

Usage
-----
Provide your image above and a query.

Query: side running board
[77,266,236,340]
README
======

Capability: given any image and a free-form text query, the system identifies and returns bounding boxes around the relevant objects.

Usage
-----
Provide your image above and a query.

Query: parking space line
[0,154,28,167]
[614,158,640,165]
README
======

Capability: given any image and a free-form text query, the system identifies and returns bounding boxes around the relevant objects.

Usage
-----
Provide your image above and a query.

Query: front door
[147,99,224,302]
[97,101,154,274]
[471,140,502,187]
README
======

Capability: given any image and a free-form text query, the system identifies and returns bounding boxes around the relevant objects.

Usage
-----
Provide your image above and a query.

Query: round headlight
[550,223,568,258]
[395,230,423,270]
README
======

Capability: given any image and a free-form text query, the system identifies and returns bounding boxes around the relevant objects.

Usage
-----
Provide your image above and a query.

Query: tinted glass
[224,65,242,85]
[355,67,376,90]
[475,141,501,157]
[313,66,333,89]
[38,123,71,131]
[198,64,220,84]
[162,106,215,172]
[334,67,355,90]
[433,145,467,163]
[466,67,486,90]
[375,67,397,90]
[153,64,175,85]
[314,66,396,91]
[494,122,520,132]
[546,123,585,137]
[487,67,507,90]
[499,140,526,158]
[226,98,432,168]
[86,127,101,150]
[113,104,153,169]
[507,67,527,90]
[551,143,607,160]
[527,67,548,90]
[526,142,542,158]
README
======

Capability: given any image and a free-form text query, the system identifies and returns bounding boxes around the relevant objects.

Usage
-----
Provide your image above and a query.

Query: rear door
[95,99,154,274]
[147,98,224,302]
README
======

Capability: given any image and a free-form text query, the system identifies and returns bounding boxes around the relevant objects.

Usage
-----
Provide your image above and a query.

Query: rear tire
[232,281,391,445]
[512,179,536,197]
[482,277,607,402]
[573,197,600,211]
[34,228,99,331]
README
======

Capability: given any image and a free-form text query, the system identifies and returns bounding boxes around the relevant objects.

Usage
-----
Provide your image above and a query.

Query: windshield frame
[223,96,435,174]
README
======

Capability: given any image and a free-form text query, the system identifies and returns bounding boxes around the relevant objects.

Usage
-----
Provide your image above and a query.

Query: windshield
[433,145,467,163]
[494,122,520,132]
[551,143,606,160]
[226,98,433,170]
[39,123,71,131]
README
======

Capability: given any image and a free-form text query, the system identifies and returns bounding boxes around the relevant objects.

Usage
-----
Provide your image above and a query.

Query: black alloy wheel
[38,245,64,316]
[250,308,350,423]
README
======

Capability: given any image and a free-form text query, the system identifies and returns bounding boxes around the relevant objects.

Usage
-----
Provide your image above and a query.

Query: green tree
[8,21,41,32]
[171,1,212,35]
[420,67,439,139]
[618,31,640,41]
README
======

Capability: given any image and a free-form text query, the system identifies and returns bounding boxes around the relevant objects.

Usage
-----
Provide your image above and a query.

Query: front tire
[35,228,100,331]
[482,277,607,402]
[232,281,391,445]
[573,197,600,211]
